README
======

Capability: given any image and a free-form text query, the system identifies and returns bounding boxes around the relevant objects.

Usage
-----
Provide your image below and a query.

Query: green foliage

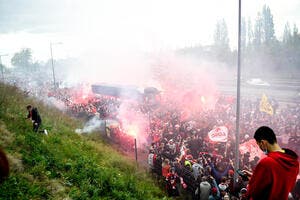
[213,18,230,51]
[11,48,32,69]
[0,175,50,200]
[0,83,167,200]
[213,4,300,76]
[262,5,275,44]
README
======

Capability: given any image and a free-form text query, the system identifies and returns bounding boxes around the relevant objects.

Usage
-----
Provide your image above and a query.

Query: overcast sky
[1,0,300,65]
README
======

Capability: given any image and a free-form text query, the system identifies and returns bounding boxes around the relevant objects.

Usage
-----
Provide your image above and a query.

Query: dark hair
[254,126,277,144]
[26,105,32,109]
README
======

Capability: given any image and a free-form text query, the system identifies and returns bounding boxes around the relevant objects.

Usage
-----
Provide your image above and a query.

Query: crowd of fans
[144,95,300,199]
[4,78,300,199]
[47,86,300,199]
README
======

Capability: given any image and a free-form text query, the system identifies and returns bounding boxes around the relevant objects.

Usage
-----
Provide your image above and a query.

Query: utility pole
[0,54,8,81]
[50,42,56,89]
[234,0,242,188]
[134,138,138,167]
[50,42,62,90]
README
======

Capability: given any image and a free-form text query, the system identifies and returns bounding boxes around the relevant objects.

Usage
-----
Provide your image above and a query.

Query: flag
[239,139,266,161]
[259,93,273,115]
[208,126,228,143]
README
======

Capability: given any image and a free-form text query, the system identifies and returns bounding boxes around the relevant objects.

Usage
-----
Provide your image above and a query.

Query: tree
[262,5,276,44]
[292,24,300,47]
[253,12,263,47]
[11,48,33,71]
[213,18,232,64]
[0,63,5,79]
[253,5,276,47]
[291,24,300,71]
[247,18,254,46]
[241,17,247,49]
[213,18,230,51]
[283,22,292,45]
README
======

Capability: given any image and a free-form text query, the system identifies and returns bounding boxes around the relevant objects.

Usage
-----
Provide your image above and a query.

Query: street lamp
[234,0,242,188]
[50,42,62,89]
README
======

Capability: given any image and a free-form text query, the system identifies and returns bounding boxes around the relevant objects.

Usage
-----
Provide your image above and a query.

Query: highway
[217,78,300,104]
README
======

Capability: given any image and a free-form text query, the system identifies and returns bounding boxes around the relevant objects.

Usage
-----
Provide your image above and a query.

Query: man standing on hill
[244,126,299,200]
[26,105,42,132]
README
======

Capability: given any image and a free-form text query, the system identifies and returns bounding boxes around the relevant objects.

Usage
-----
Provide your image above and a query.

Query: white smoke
[75,115,105,134]
[44,97,67,111]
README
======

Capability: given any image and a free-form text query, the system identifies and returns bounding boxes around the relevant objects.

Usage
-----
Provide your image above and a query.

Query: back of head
[223,194,230,200]
[240,187,247,194]
[254,126,277,144]
[170,167,175,174]
[228,169,234,177]
[201,175,208,182]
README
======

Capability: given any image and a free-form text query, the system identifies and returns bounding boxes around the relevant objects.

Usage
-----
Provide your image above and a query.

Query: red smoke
[151,54,220,120]
[70,83,95,104]
[117,101,149,146]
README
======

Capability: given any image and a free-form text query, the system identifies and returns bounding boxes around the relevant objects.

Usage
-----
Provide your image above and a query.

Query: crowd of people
[3,78,300,199]
[45,85,300,199]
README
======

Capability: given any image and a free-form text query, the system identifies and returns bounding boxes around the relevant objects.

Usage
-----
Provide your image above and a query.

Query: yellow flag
[260,93,274,115]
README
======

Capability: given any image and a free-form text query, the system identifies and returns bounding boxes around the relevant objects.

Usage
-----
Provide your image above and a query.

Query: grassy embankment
[0,83,167,200]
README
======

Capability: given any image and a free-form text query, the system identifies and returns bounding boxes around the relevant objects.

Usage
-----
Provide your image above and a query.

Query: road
[217,78,300,105]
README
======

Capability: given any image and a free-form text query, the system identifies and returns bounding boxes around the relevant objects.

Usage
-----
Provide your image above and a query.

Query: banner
[208,126,228,142]
[239,139,265,161]
[259,93,274,115]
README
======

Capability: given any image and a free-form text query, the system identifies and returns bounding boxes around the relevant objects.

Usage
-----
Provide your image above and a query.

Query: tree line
[180,5,300,78]
[2,4,300,80]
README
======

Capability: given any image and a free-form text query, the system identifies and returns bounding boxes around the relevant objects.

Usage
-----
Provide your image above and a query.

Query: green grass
[0,83,167,200]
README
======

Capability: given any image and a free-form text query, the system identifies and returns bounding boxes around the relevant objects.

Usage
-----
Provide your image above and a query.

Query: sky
[0,0,300,67]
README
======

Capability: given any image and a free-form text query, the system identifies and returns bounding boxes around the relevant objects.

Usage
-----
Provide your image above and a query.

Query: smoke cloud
[75,115,105,134]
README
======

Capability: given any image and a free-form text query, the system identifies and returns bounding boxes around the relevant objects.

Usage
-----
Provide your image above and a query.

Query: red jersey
[162,164,171,178]
[247,148,299,200]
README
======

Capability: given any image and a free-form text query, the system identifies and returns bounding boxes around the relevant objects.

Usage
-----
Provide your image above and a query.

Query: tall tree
[241,17,247,49]
[11,48,33,71]
[292,24,300,47]
[213,18,230,51]
[253,12,263,47]
[262,5,276,44]
[283,22,292,45]
[291,24,300,70]
[212,18,232,64]
[253,5,276,47]
[247,18,254,46]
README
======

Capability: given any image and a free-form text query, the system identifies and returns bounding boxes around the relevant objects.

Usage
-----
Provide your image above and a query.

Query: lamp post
[234,0,242,188]
[0,54,8,81]
[50,42,62,89]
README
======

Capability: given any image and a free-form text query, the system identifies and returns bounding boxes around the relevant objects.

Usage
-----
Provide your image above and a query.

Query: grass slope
[0,83,167,200]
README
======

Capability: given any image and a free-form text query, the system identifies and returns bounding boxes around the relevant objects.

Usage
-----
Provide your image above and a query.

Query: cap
[218,183,227,191]
[240,188,247,194]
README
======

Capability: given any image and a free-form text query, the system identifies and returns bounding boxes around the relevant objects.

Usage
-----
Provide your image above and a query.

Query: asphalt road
[217,78,300,104]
